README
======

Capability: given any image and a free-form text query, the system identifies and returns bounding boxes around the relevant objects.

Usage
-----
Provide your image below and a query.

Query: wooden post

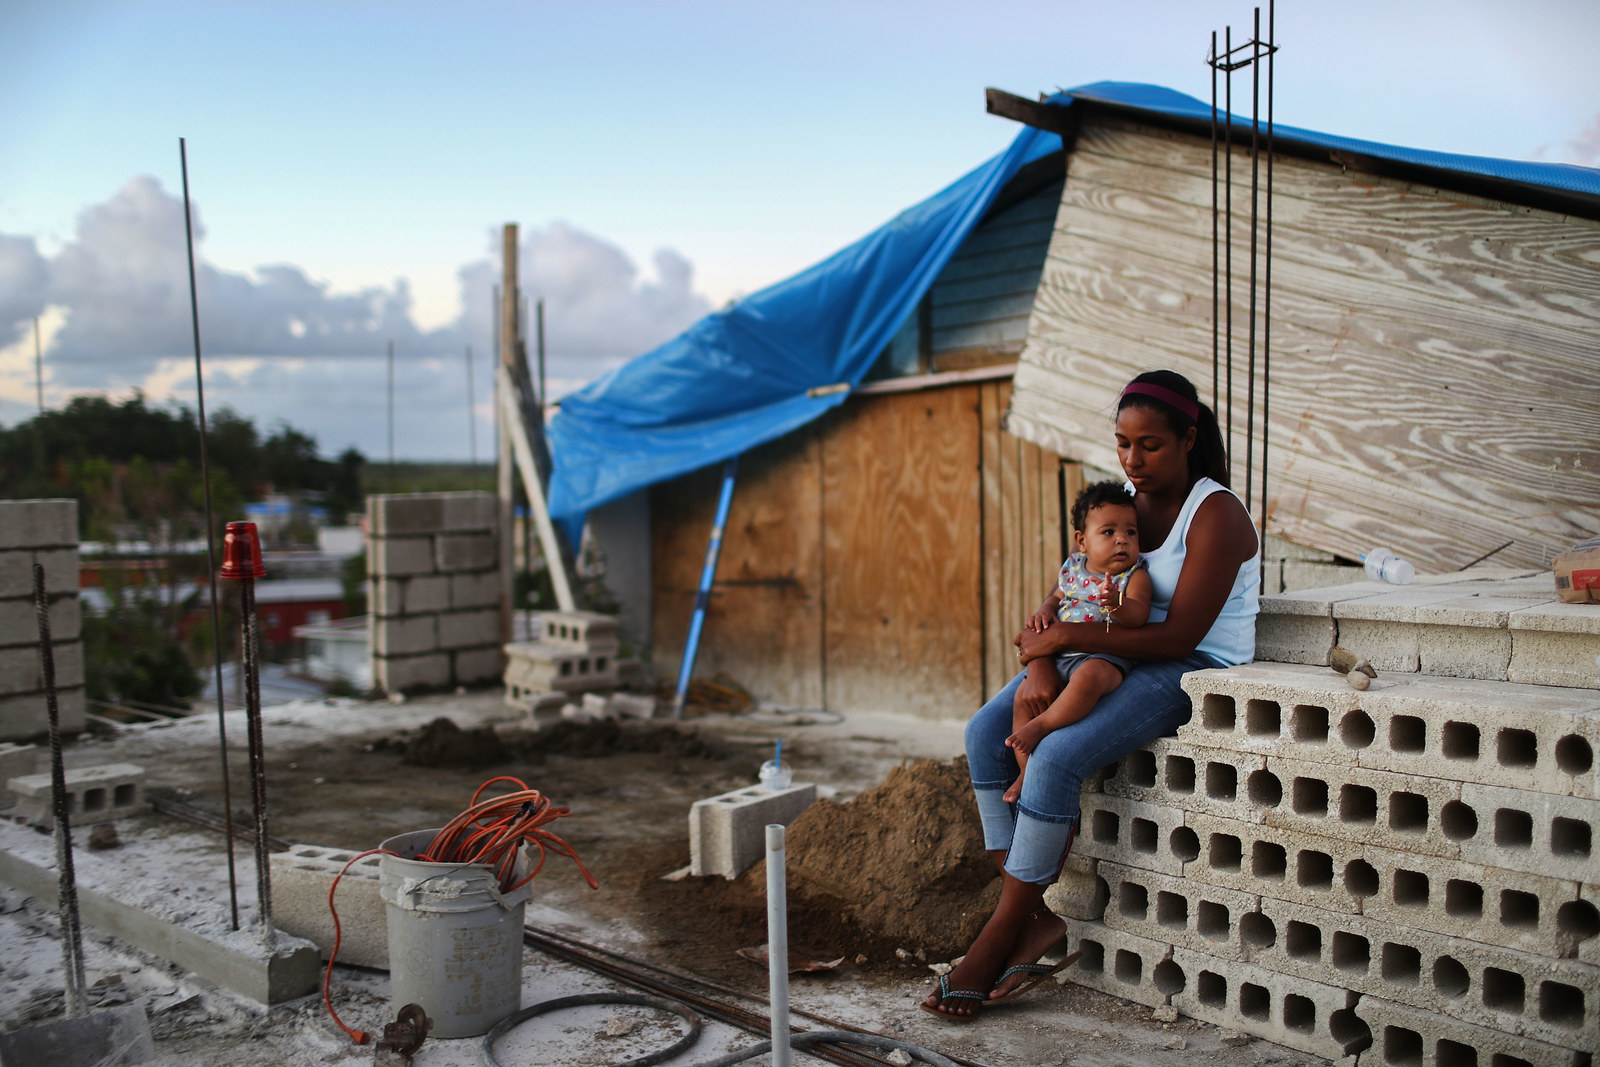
[498,224,518,652]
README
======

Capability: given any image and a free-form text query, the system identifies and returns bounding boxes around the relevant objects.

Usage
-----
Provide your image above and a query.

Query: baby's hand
[1090,573,1116,608]
[1027,605,1055,632]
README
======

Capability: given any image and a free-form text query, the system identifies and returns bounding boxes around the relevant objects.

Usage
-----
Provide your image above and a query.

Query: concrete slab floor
[0,691,1316,1067]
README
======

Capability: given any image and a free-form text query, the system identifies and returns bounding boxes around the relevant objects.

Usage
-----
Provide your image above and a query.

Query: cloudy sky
[2,0,1596,461]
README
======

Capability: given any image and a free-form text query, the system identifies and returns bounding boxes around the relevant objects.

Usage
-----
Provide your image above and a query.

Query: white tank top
[1136,476,1259,666]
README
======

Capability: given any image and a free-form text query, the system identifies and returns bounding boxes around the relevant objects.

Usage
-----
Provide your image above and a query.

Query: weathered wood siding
[1006,117,1600,572]
[928,180,1062,370]
[652,381,1068,718]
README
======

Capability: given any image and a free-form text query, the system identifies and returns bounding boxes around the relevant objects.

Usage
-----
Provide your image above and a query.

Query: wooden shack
[648,87,1600,717]
[1000,95,1600,574]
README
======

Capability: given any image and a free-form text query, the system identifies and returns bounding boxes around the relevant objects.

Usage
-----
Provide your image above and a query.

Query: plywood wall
[1006,117,1600,573]
[651,381,1068,719]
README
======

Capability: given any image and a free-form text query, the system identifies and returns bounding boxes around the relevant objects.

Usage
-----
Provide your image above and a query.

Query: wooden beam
[986,87,1077,138]
[498,364,577,612]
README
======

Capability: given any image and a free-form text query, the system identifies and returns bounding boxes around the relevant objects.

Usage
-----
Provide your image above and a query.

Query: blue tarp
[546,82,1599,539]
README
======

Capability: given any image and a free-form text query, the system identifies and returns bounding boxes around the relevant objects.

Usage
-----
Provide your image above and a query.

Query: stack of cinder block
[504,611,623,715]
[0,500,82,740]
[1057,574,1599,1065]
[367,492,501,694]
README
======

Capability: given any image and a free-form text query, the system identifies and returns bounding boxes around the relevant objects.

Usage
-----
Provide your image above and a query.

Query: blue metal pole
[672,456,739,718]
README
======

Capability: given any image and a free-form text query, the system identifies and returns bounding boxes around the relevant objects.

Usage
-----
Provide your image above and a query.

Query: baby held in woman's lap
[1004,482,1152,803]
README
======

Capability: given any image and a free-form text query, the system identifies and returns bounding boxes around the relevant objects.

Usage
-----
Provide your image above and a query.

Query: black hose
[480,993,961,1067]
[481,993,701,1067]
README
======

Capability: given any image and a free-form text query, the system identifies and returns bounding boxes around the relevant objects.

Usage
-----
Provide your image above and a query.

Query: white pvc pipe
[766,823,791,1067]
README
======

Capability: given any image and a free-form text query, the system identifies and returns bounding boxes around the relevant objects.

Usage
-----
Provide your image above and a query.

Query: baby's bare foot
[1002,776,1022,804]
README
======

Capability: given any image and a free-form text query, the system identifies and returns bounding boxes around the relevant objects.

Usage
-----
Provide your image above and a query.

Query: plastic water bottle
[1363,547,1414,585]
[758,760,792,791]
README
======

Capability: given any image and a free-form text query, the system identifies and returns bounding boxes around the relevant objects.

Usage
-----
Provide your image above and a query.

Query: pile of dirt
[387,717,745,769]
[401,717,510,766]
[636,756,998,974]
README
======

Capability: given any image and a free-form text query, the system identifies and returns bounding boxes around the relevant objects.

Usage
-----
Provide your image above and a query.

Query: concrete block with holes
[1076,792,1191,877]
[269,845,387,970]
[1247,894,1600,1048]
[504,642,621,694]
[1180,808,1585,959]
[1097,858,1262,963]
[1062,915,1366,1062]
[1358,993,1591,1067]
[688,783,816,879]
[531,611,621,656]
[8,763,146,827]
[1179,664,1600,799]
[1453,782,1600,882]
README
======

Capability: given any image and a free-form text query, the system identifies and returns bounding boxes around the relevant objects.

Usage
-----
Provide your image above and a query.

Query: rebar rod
[179,137,241,931]
[1245,6,1261,513]
[1209,32,1220,416]
[35,564,87,1017]
[1261,0,1276,550]
[1224,24,1235,471]
[239,578,274,943]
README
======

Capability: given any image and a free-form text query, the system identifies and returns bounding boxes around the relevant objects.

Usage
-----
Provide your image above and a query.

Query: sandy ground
[0,690,1318,1067]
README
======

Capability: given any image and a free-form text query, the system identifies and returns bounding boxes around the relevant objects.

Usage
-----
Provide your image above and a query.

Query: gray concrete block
[1455,782,1600,883]
[434,532,495,573]
[1253,601,1337,666]
[0,836,320,1004]
[689,783,817,879]
[1063,916,1366,1062]
[370,578,403,618]
[1508,606,1600,689]
[504,643,621,693]
[402,574,451,615]
[439,491,496,532]
[1076,793,1189,877]
[1097,858,1261,962]
[368,493,445,536]
[1334,618,1421,672]
[9,762,147,827]
[1251,894,1600,1049]
[534,611,621,654]
[0,499,77,549]
[1417,620,1513,681]
[0,646,39,695]
[1103,738,1268,826]
[1168,940,1367,1061]
[0,742,36,808]
[269,845,387,969]
[450,570,501,610]
[1357,993,1591,1067]
[1578,883,1600,968]
[372,615,436,657]
[0,596,79,647]
[1265,535,1339,563]
[452,645,503,686]
[1179,663,1600,799]
[374,652,450,694]
[437,608,499,651]
[0,687,86,740]
[1178,808,1585,959]
[0,547,78,598]
[369,535,436,578]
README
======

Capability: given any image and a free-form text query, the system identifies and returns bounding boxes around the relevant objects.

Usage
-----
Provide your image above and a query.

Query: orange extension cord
[321,777,599,1045]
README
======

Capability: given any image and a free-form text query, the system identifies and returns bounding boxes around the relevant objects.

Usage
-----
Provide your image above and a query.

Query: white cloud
[1536,110,1600,166]
[0,177,712,457]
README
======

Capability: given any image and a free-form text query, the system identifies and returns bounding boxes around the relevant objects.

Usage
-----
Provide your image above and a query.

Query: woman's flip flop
[986,950,1082,1005]
[919,973,990,1022]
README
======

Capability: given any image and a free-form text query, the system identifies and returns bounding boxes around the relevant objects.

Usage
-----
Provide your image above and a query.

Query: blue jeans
[965,653,1222,884]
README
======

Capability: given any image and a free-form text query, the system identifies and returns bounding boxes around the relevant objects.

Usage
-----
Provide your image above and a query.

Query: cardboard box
[1554,536,1600,604]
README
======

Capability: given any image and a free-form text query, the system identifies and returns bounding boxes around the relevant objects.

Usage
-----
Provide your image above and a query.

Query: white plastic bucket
[378,829,532,1039]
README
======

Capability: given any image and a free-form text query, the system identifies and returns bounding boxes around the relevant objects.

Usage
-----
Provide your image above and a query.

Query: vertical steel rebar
[1209,32,1220,416]
[1261,0,1276,550]
[239,577,274,943]
[1223,25,1235,471]
[1245,6,1262,514]
[179,137,241,930]
[35,564,87,1017]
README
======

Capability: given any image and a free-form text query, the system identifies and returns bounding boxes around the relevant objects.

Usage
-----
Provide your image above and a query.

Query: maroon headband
[1121,382,1199,422]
